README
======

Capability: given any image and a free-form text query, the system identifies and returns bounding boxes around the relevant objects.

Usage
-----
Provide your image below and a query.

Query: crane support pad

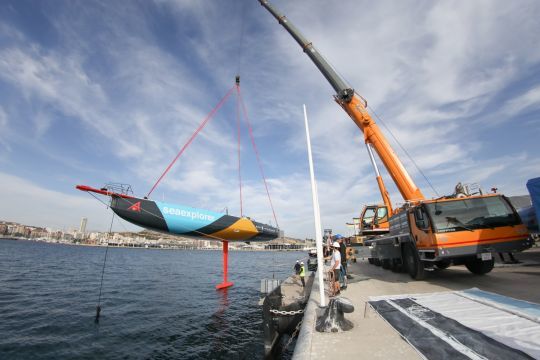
[368,289,540,359]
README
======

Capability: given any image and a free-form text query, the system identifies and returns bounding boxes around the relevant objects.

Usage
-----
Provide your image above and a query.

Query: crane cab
[359,204,390,236]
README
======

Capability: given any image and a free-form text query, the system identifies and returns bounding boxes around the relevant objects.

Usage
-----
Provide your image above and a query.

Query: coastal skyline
[0,218,308,250]
[1,0,539,238]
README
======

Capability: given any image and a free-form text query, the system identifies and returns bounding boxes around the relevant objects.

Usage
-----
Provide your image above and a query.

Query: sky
[0,0,539,238]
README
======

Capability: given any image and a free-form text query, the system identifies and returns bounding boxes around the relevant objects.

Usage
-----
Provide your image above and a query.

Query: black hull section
[110,197,169,233]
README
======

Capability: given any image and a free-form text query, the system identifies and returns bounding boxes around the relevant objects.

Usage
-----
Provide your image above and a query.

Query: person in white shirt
[329,241,341,291]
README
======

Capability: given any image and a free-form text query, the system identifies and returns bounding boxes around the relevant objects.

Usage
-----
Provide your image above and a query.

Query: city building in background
[79,217,87,235]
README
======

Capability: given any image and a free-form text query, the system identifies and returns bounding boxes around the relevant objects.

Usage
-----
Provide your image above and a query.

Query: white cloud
[0,172,140,232]
[0,22,236,182]
[0,106,10,154]
[503,86,540,116]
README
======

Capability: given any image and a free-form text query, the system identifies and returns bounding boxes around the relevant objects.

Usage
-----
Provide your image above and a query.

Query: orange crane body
[338,96,425,202]
[260,0,532,279]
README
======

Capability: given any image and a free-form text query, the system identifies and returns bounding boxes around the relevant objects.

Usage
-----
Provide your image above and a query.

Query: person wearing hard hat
[294,260,301,275]
[299,261,306,287]
[329,241,341,295]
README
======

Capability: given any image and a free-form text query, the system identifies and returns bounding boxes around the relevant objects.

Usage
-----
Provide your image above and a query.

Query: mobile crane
[259,0,532,279]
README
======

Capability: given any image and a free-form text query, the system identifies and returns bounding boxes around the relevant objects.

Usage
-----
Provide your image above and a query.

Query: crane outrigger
[259,0,532,278]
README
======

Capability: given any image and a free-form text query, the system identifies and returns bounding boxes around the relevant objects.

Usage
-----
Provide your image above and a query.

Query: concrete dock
[292,248,540,359]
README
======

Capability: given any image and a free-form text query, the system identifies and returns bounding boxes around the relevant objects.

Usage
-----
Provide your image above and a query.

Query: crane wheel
[403,243,426,280]
[373,258,381,266]
[465,258,494,275]
[368,258,374,265]
[382,259,391,270]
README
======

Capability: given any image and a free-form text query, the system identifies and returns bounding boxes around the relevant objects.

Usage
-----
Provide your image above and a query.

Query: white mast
[303,104,326,307]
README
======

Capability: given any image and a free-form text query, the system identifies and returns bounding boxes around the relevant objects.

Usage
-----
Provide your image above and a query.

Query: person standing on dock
[337,236,348,290]
[329,241,341,295]
[299,261,306,287]
[294,260,301,275]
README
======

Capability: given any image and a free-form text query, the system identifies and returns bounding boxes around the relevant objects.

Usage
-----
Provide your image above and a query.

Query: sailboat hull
[110,196,280,242]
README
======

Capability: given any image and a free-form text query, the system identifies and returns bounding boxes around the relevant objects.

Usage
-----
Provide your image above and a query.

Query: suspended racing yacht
[76,183,280,290]
[77,78,281,290]
[76,184,280,242]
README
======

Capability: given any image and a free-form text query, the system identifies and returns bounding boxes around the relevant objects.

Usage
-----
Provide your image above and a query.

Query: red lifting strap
[146,86,235,198]
[237,87,279,229]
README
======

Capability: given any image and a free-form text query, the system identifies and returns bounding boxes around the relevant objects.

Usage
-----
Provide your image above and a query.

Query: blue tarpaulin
[526,177,540,233]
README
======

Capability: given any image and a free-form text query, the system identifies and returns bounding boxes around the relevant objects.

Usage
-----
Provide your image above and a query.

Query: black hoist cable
[235,0,247,76]
[95,212,115,324]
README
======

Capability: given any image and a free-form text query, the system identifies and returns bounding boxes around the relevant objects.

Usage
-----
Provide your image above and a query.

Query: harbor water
[0,239,303,359]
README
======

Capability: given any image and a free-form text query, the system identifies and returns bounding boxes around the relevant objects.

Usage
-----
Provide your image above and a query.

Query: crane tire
[403,243,426,280]
[465,258,494,275]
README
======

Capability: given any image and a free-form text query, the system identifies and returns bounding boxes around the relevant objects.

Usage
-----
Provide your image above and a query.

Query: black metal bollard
[315,297,354,333]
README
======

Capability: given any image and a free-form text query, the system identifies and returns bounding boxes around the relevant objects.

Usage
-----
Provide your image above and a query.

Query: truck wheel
[382,259,391,270]
[391,259,402,272]
[368,258,374,265]
[403,244,426,280]
[465,258,494,275]
[373,258,381,266]
[435,260,451,270]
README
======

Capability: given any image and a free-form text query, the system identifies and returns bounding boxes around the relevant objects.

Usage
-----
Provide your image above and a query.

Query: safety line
[95,212,115,323]
[237,88,279,229]
[146,86,236,198]
[88,191,110,208]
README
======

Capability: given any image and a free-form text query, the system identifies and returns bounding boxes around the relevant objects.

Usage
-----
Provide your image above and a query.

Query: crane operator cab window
[414,206,430,231]
[376,207,388,224]
[362,206,389,230]
[361,207,376,229]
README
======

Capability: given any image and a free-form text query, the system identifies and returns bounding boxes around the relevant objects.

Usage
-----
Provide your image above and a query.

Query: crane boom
[258,1,353,101]
[259,0,424,202]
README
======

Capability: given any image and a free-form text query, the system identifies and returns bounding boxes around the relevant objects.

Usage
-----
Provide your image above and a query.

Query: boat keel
[216,241,234,290]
